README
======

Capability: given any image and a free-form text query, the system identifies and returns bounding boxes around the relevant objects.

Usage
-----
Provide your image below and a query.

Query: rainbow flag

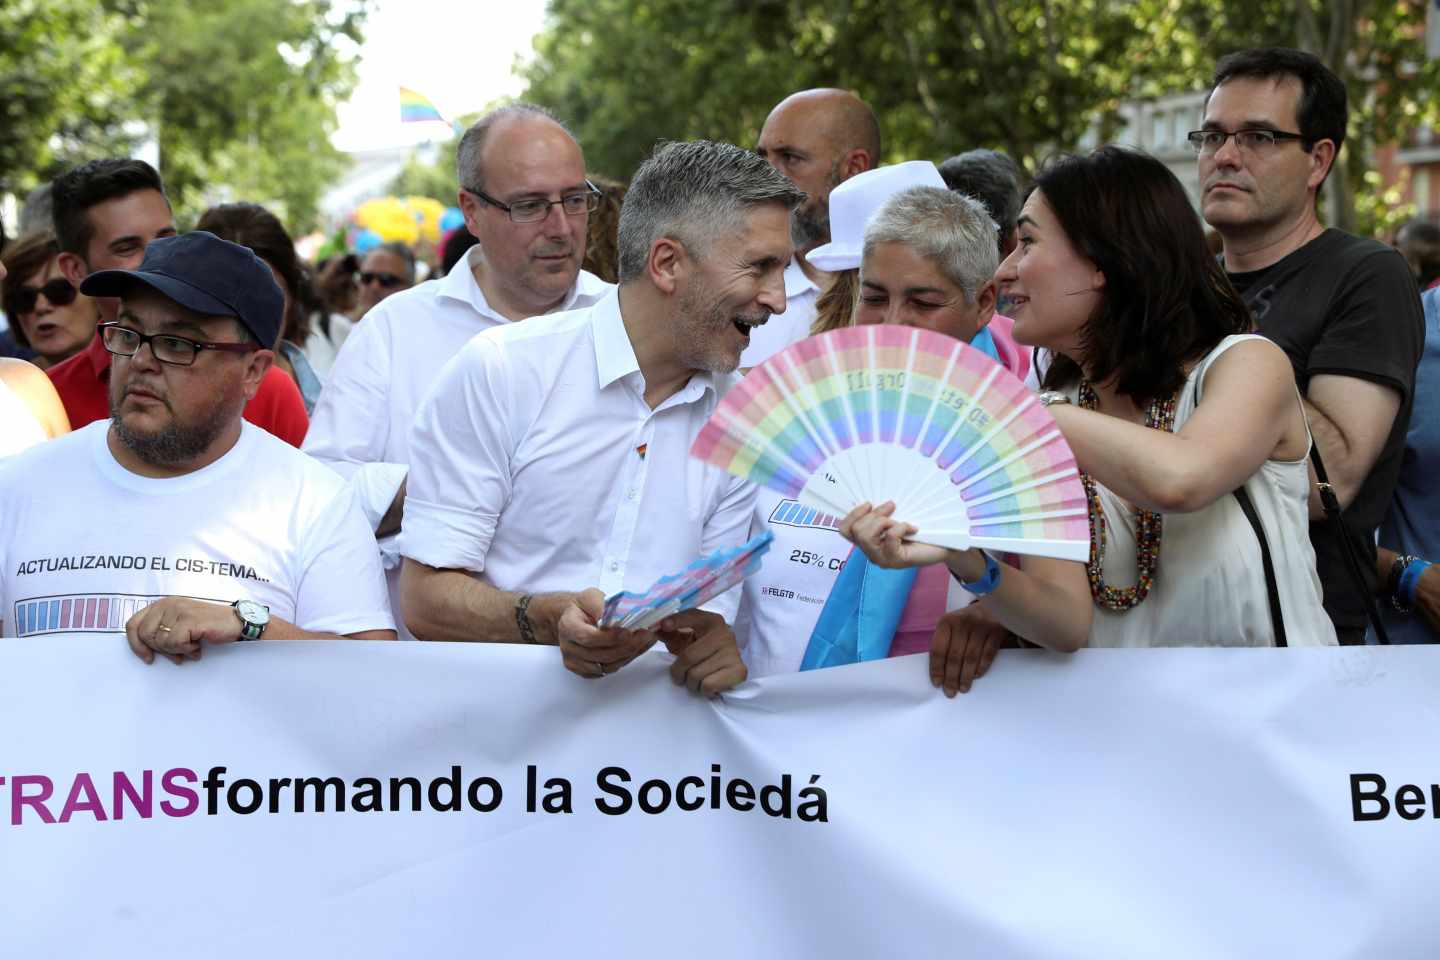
[399,86,446,124]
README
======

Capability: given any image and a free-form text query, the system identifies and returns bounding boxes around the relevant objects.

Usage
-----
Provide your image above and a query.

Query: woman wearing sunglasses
[0,255,69,457]
[1,230,99,370]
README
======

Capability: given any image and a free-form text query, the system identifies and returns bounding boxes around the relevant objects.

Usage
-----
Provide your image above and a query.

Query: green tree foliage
[121,0,367,232]
[0,0,140,195]
[2,0,366,234]
[522,0,1440,236]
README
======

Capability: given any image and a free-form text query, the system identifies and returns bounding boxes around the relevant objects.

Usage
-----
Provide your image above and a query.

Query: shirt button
[627,489,638,501]
[609,561,620,572]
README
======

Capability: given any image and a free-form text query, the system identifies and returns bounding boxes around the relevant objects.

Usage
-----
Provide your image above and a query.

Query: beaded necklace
[1076,381,1178,611]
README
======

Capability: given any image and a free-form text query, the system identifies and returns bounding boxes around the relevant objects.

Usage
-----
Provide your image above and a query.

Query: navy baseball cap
[81,231,284,348]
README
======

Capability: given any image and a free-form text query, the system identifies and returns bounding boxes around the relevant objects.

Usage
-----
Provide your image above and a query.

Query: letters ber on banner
[1,638,1437,959]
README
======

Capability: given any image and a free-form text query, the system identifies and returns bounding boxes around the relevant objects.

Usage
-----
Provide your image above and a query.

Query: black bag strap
[1232,486,1287,647]
[1310,445,1391,645]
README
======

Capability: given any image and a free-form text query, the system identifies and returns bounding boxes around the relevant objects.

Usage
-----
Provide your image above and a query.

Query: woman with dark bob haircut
[844,146,1335,659]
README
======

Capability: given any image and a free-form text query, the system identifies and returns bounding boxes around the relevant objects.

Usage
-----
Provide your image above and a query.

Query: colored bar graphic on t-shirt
[9,593,181,637]
[768,499,840,533]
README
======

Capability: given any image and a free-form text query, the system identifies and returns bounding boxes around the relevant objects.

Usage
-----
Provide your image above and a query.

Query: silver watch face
[235,600,271,626]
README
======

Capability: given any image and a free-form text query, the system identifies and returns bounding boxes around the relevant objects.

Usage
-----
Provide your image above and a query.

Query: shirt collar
[591,289,721,402]
[592,290,639,389]
[785,258,820,300]
[439,245,611,319]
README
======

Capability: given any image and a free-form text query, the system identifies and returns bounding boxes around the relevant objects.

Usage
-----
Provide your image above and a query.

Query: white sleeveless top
[1084,335,1337,647]
[0,378,48,459]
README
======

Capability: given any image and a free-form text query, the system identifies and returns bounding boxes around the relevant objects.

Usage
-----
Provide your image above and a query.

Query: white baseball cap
[806,161,947,273]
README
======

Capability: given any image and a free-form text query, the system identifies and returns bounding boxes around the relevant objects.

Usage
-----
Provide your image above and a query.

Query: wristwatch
[951,551,1003,596]
[233,599,271,641]
[1037,391,1072,407]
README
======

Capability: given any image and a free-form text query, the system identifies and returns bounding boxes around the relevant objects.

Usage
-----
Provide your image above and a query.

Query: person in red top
[43,159,307,445]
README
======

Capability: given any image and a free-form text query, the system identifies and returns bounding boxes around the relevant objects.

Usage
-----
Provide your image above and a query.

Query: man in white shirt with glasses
[399,140,802,695]
[304,105,613,638]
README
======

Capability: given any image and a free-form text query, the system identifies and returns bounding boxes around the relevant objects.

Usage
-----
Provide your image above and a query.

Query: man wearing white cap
[748,88,881,367]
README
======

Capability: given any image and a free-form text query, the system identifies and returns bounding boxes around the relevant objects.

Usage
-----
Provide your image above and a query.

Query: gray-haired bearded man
[399,140,803,695]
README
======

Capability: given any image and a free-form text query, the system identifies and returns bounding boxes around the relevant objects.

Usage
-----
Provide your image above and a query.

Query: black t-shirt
[1228,229,1424,633]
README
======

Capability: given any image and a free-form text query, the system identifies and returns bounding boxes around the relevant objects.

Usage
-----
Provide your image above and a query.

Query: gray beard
[110,400,233,469]
[791,206,829,250]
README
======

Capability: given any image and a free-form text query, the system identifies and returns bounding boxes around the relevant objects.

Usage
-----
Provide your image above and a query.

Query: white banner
[1,637,1437,958]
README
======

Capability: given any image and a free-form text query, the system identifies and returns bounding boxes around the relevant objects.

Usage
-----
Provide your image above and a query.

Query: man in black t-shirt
[1197,48,1424,644]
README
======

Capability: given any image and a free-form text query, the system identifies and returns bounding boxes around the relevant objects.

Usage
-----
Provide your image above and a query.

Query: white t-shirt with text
[0,421,393,638]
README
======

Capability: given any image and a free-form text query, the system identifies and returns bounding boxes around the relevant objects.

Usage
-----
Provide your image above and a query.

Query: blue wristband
[1398,559,1430,608]
[952,551,1002,596]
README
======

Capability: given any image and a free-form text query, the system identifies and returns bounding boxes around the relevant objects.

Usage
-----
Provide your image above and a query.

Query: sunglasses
[360,271,406,288]
[12,278,78,314]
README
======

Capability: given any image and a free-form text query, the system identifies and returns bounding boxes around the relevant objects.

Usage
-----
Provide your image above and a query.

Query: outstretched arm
[1046,338,1301,514]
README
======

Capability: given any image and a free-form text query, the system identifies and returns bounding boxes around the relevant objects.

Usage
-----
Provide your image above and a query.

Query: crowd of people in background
[0,45,1435,694]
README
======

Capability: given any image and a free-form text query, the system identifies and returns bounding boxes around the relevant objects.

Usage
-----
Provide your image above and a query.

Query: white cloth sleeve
[352,462,411,571]
[292,482,396,635]
[399,335,514,573]
[302,307,407,527]
[697,470,760,624]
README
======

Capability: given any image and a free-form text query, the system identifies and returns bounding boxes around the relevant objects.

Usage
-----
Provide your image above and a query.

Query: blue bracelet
[952,551,1002,596]
[1398,558,1431,608]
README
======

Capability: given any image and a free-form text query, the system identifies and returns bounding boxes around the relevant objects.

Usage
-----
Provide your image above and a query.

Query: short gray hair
[455,103,570,192]
[862,187,998,302]
[616,140,805,283]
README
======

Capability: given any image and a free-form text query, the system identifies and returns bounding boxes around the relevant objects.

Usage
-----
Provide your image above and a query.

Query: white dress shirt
[303,246,612,637]
[401,289,757,623]
[738,258,821,367]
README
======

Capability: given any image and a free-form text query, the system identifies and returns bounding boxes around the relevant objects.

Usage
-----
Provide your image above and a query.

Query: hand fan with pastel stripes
[690,325,1089,562]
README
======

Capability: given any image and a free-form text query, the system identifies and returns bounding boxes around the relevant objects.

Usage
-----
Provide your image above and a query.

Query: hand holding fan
[690,325,1089,561]
[599,531,775,630]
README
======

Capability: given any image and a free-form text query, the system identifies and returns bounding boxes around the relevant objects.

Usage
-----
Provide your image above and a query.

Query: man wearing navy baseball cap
[0,231,395,655]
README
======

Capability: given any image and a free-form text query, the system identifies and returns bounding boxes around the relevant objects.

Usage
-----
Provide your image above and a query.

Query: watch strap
[232,600,267,641]
[951,551,1002,597]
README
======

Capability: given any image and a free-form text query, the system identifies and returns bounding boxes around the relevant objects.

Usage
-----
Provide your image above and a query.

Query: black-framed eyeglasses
[99,322,260,367]
[12,278,77,314]
[463,181,601,223]
[1186,128,1312,155]
[360,271,406,288]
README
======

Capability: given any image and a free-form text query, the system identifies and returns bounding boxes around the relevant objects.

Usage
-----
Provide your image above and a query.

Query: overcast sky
[331,0,550,152]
